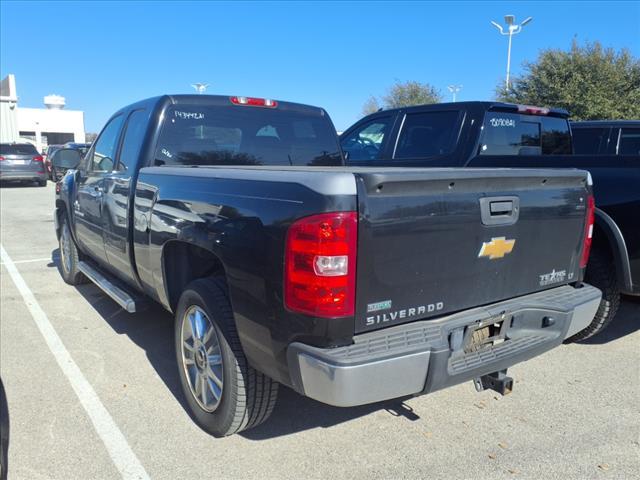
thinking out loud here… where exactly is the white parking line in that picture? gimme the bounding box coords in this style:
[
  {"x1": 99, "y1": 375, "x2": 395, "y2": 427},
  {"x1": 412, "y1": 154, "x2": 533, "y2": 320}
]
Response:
[
  {"x1": 0, "y1": 257, "x2": 54, "y2": 265},
  {"x1": 0, "y1": 244, "x2": 150, "y2": 480}
]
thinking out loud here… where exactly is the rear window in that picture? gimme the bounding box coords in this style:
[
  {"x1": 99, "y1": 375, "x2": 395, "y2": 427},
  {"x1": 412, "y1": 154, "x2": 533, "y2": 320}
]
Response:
[
  {"x1": 154, "y1": 105, "x2": 342, "y2": 167},
  {"x1": 479, "y1": 112, "x2": 571, "y2": 156},
  {"x1": 0, "y1": 144, "x2": 38, "y2": 156},
  {"x1": 572, "y1": 127, "x2": 612, "y2": 154},
  {"x1": 393, "y1": 111, "x2": 460, "y2": 159}
]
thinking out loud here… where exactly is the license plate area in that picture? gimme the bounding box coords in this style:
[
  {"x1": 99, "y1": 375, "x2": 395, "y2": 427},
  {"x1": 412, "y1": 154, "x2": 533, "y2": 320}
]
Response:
[
  {"x1": 449, "y1": 313, "x2": 512, "y2": 356},
  {"x1": 463, "y1": 316, "x2": 511, "y2": 353},
  {"x1": 9, "y1": 160, "x2": 28, "y2": 165}
]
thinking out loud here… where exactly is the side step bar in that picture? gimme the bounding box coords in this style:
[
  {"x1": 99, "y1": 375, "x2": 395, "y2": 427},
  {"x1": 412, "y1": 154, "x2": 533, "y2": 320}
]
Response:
[{"x1": 78, "y1": 261, "x2": 138, "y2": 313}]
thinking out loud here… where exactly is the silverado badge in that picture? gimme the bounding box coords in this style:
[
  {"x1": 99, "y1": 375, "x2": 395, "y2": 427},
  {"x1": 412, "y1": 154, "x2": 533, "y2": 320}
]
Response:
[{"x1": 478, "y1": 237, "x2": 516, "y2": 259}]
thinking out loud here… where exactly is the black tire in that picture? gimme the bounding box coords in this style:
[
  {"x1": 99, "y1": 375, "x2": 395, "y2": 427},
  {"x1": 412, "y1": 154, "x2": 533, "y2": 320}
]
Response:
[
  {"x1": 175, "y1": 277, "x2": 278, "y2": 437},
  {"x1": 58, "y1": 215, "x2": 87, "y2": 285},
  {"x1": 566, "y1": 247, "x2": 621, "y2": 342},
  {"x1": 37, "y1": 179, "x2": 47, "y2": 187},
  {"x1": 0, "y1": 379, "x2": 8, "y2": 480}
]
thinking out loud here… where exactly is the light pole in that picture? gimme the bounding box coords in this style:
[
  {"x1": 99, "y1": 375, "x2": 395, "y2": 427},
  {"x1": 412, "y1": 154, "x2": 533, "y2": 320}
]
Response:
[
  {"x1": 447, "y1": 84, "x2": 462, "y2": 102},
  {"x1": 491, "y1": 15, "x2": 532, "y2": 89},
  {"x1": 191, "y1": 83, "x2": 209, "y2": 94}
]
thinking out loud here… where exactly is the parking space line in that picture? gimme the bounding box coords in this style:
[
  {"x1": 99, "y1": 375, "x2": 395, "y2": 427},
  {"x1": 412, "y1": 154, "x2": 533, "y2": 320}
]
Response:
[
  {"x1": 0, "y1": 257, "x2": 54, "y2": 265},
  {"x1": 0, "y1": 244, "x2": 150, "y2": 480}
]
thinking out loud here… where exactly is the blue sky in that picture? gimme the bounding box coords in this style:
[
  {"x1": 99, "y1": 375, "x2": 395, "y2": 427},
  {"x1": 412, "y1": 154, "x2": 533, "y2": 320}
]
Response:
[{"x1": 1, "y1": 1, "x2": 638, "y2": 132}]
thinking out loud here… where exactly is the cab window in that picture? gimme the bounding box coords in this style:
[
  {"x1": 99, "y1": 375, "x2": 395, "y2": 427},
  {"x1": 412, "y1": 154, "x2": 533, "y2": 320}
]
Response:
[
  {"x1": 341, "y1": 118, "x2": 391, "y2": 161},
  {"x1": 90, "y1": 115, "x2": 124, "y2": 172}
]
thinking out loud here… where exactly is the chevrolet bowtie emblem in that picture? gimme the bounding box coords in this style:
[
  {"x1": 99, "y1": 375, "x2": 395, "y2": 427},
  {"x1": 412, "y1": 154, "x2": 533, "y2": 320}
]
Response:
[{"x1": 478, "y1": 237, "x2": 516, "y2": 259}]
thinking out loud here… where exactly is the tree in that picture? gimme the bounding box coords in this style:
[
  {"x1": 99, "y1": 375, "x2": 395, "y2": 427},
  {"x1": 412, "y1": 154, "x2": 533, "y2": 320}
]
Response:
[
  {"x1": 362, "y1": 81, "x2": 443, "y2": 116},
  {"x1": 497, "y1": 40, "x2": 640, "y2": 120}
]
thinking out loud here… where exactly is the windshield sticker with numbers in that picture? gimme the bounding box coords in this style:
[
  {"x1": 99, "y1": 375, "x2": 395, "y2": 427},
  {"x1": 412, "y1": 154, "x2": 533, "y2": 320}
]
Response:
[{"x1": 489, "y1": 118, "x2": 516, "y2": 128}]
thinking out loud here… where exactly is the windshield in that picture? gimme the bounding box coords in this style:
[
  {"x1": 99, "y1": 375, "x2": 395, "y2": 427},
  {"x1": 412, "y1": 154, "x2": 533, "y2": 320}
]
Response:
[{"x1": 155, "y1": 105, "x2": 342, "y2": 167}]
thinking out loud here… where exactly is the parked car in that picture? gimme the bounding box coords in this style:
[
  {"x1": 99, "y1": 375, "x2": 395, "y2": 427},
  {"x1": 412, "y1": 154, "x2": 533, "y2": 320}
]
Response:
[
  {"x1": 43, "y1": 144, "x2": 64, "y2": 180},
  {"x1": 341, "y1": 102, "x2": 639, "y2": 341},
  {"x1": 55, "y1": 95, "x2": 600, "y2": 437},
  {"x1": 0, "y1": 143, "x2": 47, "y2": 186}
]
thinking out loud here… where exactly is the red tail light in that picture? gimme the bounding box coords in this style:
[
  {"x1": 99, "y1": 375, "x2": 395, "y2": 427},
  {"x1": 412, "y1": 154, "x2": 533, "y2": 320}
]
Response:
[
  {"x1": 230, "y1": 96, "x2": 277, "y2": 108},
  {"x1": 0, "y1": 156, "x2": 4, "y2": 161},
  {"x1": 33, "y1": 155, "x2": 44, "y2": 162},
  {"x1": 285, "y1": 212, "x2": 357, "y2": 317},
  {"x1": 580, "y1": 195, "x2": 595, "y2": 268}
]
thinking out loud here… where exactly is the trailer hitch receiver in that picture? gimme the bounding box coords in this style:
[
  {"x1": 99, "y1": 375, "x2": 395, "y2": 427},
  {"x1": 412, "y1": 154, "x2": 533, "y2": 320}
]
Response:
[{"x1": 473, "y1": 369, "x2": 513, "y2": 396}]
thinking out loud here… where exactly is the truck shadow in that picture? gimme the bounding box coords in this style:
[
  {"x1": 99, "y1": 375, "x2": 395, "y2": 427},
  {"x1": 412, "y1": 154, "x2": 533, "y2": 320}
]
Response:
[{"x1": 48, "y1": 249, "x2": 421, "y2": 439}]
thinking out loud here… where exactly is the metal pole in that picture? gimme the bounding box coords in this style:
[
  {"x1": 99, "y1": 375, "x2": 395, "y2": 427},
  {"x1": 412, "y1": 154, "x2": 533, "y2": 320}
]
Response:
[{"x1": 506, "y1": 30, "x2": 513, "y2": 89}]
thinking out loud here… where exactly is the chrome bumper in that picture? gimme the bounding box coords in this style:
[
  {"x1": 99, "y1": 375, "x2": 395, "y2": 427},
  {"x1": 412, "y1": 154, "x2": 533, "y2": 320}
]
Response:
[{"x1": 287, "y1": 284, "x2": 601, "y2": 407}]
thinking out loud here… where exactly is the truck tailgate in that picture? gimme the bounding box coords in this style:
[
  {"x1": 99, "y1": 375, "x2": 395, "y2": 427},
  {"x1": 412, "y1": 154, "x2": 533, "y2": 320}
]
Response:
[{"x1": 354, "y1": 168, "x2": 590, "y2": 333}]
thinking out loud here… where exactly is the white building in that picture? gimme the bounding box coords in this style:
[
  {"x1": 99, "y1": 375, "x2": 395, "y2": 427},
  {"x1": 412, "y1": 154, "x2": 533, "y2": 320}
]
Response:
[{"x1": 0, "y1": 74, "x2": 85, "y2": 152}]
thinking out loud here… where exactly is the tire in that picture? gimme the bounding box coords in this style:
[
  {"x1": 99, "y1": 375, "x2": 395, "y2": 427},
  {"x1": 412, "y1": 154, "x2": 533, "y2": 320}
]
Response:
[
  {"x1": 175, "y1": 277, "x2": 278, "y2": 437},
  {"x1": 58, "y1": 215, "x2": 87, "y2": 285},
  {"x1": 37, "y1": 179, "x2": 47, "y2": 187},
  {"x1": 566, "y1": 246, "x2": 621, "y2": 342}
]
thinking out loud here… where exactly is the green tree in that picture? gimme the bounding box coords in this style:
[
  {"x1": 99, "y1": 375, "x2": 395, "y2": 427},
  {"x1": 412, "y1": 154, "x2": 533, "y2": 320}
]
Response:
[
  {"x1": 362, "y1": 80, "x2": 443, "y2": 116},
  {"x1": 497, "y1": 40, "x2": 640, "y2": 120}
]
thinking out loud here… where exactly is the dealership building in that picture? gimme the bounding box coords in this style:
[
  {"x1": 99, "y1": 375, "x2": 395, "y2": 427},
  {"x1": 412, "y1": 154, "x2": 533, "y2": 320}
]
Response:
[{"x1": 0, "y1": 74, "x2": 85, "y2": 152}]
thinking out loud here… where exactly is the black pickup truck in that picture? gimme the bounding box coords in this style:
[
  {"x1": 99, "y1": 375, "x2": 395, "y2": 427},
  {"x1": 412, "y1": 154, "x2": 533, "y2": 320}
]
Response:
[
  {"x1": 342, "y1": 102, "x2": 638, "y2": 341},
  {"x1": 54, "y1": 95, "x2": 600, "y2": 437}
]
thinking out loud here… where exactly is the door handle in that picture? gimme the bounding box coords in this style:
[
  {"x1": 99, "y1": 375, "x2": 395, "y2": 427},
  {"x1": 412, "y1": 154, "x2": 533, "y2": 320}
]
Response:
[{"x1": 479, "y1": 196, "x2": 519, "y2": 226}]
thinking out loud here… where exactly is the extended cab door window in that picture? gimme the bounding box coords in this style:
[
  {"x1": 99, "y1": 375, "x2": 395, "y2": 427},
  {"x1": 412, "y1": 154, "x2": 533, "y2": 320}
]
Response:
[
  {"x1": 618, "y1": 128, "x2": 640, "y2": 155},
  {"x1": 393, "y1": 111, "x2": 461, "y2": 160},
  {"x1": 341, "y1": 117, "x2": 391, "y2": 161},
  {"x1": 572, "y1": 127, "x2": 613, "y2": 154},
  {"x1": 116, "y1": 109, "x2": 148, "y2": 172}
]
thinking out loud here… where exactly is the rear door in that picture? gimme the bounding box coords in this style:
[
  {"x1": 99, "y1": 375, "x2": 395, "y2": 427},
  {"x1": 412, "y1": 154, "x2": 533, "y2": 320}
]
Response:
[
  {"x1": 353, "y1": 168, "x2": 589, "y2": 333},
  {"x1": 74, "y1": 114, "x2": 125, "y2": 265}
]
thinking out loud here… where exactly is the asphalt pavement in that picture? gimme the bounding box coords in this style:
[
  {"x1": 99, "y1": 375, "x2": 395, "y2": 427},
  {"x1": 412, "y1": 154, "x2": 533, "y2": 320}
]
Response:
[{"x1": 1, "y1": 182, "x2": 639, "y2": 480}]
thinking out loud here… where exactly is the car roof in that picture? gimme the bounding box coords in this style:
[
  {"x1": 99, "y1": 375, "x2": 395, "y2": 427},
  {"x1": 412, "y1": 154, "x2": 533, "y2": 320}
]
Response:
[
  {"x1": 356, "y1": 101, "x2": 569, "y2": 120},
  {"x1": 571, "y1": 120, "x2": 640, "y2": 127}
]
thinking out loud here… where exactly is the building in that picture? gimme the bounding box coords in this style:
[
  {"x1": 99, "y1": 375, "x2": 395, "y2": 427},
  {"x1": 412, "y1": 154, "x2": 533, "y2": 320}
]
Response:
[{"x1": 0, "y1": 74, "x2": 85, "y2": 152}]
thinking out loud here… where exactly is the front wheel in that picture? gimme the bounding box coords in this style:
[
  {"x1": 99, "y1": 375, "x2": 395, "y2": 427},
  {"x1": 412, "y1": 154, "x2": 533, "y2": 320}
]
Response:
[
  {"x1": 175, "y1": 277, "x2": 278, "y2": 437},
  {"x1": 58, "y1": 215, "x2": 86, "y2": 285}
]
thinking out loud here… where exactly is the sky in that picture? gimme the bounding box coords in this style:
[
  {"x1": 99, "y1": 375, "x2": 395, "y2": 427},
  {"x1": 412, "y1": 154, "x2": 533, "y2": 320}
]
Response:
[{"x1": 1, "y1": 1, "x2": 639, "y2": 132}]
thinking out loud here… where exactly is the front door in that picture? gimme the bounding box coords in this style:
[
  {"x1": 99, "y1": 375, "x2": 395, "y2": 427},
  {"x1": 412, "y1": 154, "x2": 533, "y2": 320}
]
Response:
[{"x1": 74, "y1": 114, "x2": 125, "y2": 266}]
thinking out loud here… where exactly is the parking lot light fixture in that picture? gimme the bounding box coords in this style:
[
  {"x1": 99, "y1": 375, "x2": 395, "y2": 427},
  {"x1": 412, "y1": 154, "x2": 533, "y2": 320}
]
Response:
[
  {"x1": 447, "y1": 85, "x2": 463, "y2": 102},
  {"x1": 491, "y1": 15, "x2": 533, "y2": 89}
]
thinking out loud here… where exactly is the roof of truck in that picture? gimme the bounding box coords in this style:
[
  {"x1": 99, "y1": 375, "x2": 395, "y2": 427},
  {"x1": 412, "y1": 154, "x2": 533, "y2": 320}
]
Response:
[
  {"x1": 361, "y1": 101, "x2": 569, "y2": 119},
  {"x1": 571, "y1": 120, "x2": 640, "y2": 127}
]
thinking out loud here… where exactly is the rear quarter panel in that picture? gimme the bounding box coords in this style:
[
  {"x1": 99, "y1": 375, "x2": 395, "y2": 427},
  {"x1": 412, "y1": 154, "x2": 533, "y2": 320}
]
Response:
[{"x1": 132, "y1": 167, "x2": 357, "y2": 384}]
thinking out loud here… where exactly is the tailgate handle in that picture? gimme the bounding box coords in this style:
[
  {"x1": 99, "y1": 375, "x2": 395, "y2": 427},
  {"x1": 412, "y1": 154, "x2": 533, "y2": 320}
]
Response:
[{"x1": 480, "y1": 196, "x2": 519, "y2": 226}]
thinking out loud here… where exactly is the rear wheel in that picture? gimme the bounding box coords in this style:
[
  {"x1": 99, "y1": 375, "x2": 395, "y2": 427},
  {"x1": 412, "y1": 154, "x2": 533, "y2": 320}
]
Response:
[
  {"x1": 37, "y1": 179, "x2": 47, "y2": 187},
  {"x1": 58, "y1": 215, "x2": 86, "y2": 285},
  {"x1": 566, "y1": 246, "x2": 621, "y2": 342},
  {"x1": 175, "y1": 277, "x2": 278, "y2": 437}
]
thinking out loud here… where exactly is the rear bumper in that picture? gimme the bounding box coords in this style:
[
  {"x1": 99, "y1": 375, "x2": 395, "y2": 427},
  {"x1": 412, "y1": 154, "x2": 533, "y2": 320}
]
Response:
[
  {"x1": 287, "y1": 284, "x2": 601, "y2": 407},
  {"x1": 0, "y1": 170, "x2": 47, "y2": 181}
]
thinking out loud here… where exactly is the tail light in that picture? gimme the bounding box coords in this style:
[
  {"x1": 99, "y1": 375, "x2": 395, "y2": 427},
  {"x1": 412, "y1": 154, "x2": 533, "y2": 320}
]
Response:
[
  {"x1": 580, "y1": 194, "x2": 595, "y2": 268},
  {"x1": 33, "y1": 155, "x2": 44, "y2": 162},
  {"x1": 230, "y1": 96, "x2": 277, "y2": 108},
  {"x1": 0, "y1": 156, "x2": 4, "y2": 161},
  {"x1": 285, "y1": 212, "x2": 357, "y2": 317}
]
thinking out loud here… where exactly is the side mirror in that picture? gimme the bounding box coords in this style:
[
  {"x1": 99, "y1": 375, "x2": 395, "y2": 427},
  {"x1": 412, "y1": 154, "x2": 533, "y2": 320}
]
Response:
[{"x1": 51, "y1": 149, "x2": 82, "y2": 181}]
